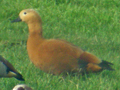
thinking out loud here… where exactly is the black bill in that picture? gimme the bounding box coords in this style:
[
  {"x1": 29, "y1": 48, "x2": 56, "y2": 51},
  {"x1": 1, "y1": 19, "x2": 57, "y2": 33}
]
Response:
[{"x1": 11, "y1": 17, "x2": 22, "y2": 23}]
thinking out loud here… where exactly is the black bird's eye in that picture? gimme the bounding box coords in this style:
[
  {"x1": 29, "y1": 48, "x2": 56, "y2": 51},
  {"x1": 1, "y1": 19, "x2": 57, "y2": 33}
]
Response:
[{"x1": 23, "y1": 12, "x2": 27, "y2": 15}]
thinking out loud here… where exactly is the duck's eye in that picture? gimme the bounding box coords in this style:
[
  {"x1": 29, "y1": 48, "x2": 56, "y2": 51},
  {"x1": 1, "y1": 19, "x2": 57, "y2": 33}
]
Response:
[{"x1": 23, "y1": 12, "x2": 27, "y2": 15}]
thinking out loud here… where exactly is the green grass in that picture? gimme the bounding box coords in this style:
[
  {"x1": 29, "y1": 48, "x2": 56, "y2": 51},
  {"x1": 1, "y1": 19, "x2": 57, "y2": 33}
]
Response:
[{"x1": 0, "y1": 0, "x2": 120, "y2": 90}]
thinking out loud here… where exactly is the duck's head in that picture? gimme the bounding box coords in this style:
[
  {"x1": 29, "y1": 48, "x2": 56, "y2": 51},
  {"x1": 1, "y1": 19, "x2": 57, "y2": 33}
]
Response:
[
  {"x1": 12, "y1": 9, "x2": 41, "y2": 24},
  {"x1": 12, "y1": 84, "x2": 33, "y2": 90}
]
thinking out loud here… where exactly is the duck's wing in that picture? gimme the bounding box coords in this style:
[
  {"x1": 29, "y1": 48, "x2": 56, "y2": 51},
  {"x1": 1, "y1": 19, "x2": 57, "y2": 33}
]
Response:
[{"x1": 0, "y1": 55, "x2": 17, "y2": 73}]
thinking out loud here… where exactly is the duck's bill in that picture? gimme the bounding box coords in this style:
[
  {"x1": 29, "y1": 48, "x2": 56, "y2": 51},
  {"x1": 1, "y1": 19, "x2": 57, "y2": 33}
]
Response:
[{"x1": 11, "y1": 17, "x2": 22, "y2": 23}]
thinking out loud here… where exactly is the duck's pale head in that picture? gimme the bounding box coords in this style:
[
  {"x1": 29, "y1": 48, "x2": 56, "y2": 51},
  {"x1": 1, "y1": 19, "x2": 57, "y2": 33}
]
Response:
[{"x1": 12, "y1": 9, "x2": 41, "y2": 24}]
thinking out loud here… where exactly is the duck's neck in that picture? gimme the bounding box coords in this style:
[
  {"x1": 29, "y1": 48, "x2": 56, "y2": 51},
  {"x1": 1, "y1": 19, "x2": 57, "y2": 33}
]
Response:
[
  {"x1": 28, "y1": 22, "x2": 43, "y2": 38},
  {"x1": 27, "y1": 22, "x2": 45, "y2": 54}
]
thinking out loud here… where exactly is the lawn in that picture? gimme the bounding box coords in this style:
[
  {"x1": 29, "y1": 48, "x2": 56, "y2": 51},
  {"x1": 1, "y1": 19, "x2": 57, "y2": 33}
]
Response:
[{"x1": 0, "y1": 0, "x2": 120, "y2": 90}]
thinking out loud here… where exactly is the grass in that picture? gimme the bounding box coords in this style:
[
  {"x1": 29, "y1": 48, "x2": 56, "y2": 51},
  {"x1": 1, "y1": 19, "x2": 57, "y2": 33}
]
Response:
[{"x1": 0, "y1": 0, "x2": 120, "y2": 90}]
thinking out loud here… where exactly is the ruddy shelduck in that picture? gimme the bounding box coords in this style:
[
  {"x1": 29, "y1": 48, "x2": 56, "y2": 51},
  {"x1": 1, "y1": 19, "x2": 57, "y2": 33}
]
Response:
[
  {"x1": 12, "y1": 9, "x2": 114, "y2": 75},
  {"x1": 13, "y1": 84, "x2": 33, "y2": 90},
  {"x1": 0, "y1": 55, "x2": 24, "y2": 80}
]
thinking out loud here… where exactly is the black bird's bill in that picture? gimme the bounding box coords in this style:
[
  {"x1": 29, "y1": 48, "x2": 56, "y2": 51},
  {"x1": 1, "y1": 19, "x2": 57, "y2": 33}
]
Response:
[{"x1": 11, "y1": 17, "x2": 22, "y2": 23}]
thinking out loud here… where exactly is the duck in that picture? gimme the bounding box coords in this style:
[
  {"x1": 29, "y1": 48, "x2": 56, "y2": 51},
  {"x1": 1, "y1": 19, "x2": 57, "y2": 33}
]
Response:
[
  {"x1": 11, "y1": 9, "x2": 114, "y2": 75},
  {"x1": 12, "y1": 84, "x2": 32, "y2": 90},
  {"x1": 0, "y1": 55, "x2": 24, "y2": 81}
]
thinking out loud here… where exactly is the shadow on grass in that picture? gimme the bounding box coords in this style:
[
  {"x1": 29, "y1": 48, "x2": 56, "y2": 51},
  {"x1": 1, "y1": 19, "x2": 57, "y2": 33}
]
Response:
[
  {"x1": 0, "y1": 40, "x2": 26, "y2": 48},
  {"x1": 57, "y1": 69, "x2": 115, "y2": 82}
]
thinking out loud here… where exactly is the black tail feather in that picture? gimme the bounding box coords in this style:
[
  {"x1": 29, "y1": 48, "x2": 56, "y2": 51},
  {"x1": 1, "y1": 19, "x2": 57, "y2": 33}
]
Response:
[
  {"x1": 15, "y1": 73, "x2": 25, "y2": 81},
  {"x1": 99, "y1": 60, "x2": 114, "y2": 71}
]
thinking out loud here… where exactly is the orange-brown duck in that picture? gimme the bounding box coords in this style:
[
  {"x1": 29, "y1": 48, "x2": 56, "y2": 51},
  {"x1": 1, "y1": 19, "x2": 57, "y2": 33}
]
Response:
[{"x1": 12, "y1": 9, "x2": 114, "y2": 75}]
